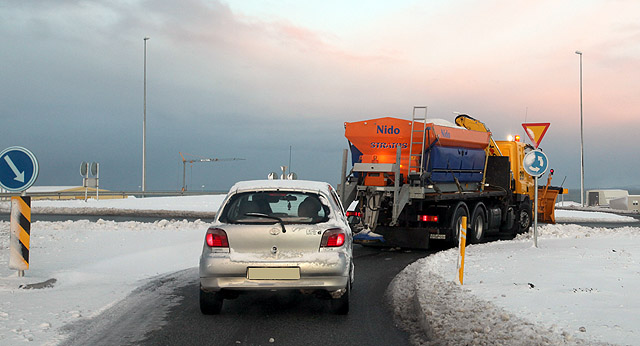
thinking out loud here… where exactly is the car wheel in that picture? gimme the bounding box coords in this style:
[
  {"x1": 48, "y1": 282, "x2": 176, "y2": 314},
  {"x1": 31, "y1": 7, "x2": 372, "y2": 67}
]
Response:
[
  {"x1": 331, "y1": 281, "x2": 350, "y2": 315},
  {"x1": 200, "y1": 285, "x2": 223, "y2": 315}
]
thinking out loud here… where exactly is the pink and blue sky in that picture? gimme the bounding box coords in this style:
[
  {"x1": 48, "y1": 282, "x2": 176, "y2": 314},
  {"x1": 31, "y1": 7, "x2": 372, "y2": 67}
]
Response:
[{"x1": 1, "y1": 0, "x2": 639, "y2": 193}]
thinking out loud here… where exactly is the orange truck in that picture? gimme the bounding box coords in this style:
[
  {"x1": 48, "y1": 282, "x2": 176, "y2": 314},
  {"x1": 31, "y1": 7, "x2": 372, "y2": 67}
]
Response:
[{"x1": 338, "y1": 108, "x2": 542, "y2": 248}]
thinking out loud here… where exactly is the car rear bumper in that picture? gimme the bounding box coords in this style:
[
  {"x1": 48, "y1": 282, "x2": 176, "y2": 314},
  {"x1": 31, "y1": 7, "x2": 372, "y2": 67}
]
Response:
[
  {"x1": 200, "y1": 276, "x2": 349, "y2": 292},
  {"x1": 199, "y1": 252, "x2": 350, "y2": 292}
]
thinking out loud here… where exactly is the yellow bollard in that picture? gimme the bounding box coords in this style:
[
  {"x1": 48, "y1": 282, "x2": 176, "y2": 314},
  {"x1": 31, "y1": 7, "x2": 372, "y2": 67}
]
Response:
[{"x1": 457, "y1": 216, "x2": 467, "y2": 285}]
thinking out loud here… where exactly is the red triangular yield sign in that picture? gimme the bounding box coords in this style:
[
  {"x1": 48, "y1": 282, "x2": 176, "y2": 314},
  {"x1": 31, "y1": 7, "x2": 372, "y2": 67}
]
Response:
[{"x1": 522, "y1": 123, "x2": 550, "y2": 148}]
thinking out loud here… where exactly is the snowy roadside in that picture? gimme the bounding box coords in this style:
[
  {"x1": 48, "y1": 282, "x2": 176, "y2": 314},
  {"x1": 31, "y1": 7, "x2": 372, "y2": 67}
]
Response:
[
  {"x1": 556, "y1": 201, "x2": 640, "y2": 216},
  {"x1": 390, "y1": 224, "x2": 639, "y2": 345},
  {"x1": 555, "y1": 209, "x2": 638, "y2": 223},
  {"x1": 0, "y1": 219, "x2": 207, "y2": 344}
]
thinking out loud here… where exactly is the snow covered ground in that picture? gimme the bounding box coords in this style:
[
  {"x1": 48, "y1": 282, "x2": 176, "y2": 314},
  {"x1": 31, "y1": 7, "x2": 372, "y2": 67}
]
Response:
[
  {"x1": 390, "y1": 224, "x2": 639, "y2": 345},
  {"x1": 28, "y1": 195, "x2": 227, "y2": 213},
  {"x1": 555, "y1": 209, "x2": 638, "y2": 223},
  {"x1": 0, "y1": 195, "x2": 227, "y2": 217},
  {"x1": 0, "y1": 218, "x2": 207, "y2": 344},
  {"x1": 0, "y1": 195, "x2": 638, "y2": 345}
]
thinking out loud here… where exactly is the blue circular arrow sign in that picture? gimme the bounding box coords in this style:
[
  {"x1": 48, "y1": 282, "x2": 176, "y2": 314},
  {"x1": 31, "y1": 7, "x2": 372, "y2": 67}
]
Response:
[
  {"x1": 0, "y1": 146, "x2": 39, "y2": 192},
  {"x1": 523, "y1": 150, "x2": 549, "y2": 177}
]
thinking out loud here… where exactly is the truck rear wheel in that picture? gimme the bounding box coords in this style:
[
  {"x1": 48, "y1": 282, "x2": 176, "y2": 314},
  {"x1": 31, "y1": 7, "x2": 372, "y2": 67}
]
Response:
[
  {"x1": 517, "y1": 203, "x2": 532, "y2": 234},
  {"x1": 449, "y1": 202, "x2": 469, "y2": 246},
  {"x1": 469, "y1": 203, "x2": 487, "y2": 243}
]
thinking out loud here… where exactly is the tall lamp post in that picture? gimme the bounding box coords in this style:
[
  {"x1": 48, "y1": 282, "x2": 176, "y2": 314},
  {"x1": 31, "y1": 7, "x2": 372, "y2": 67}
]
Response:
[
  {"x1": 575, "y1": 50, "x2": 584, "y2": 206},
  {"x1": 143, "y1": 37, "x2": 149, "y2": 194}
]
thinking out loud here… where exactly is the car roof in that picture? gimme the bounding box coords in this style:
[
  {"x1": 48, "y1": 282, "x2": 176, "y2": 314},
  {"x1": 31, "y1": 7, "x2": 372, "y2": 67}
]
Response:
[{"x1": 229, "y1": 180, "x2": 333, "y2": 194}]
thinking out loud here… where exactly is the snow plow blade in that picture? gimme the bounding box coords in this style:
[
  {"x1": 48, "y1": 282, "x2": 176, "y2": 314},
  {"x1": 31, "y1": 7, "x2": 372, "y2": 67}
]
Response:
[
  {"x1": 538, "y1": 186, "x2": 564, "y2": 224},
  {"x1": 353, "y1": 231, "x2": 386, "y2": 246}
]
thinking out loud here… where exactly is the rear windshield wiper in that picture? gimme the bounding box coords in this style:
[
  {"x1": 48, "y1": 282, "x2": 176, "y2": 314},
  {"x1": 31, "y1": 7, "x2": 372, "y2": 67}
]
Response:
[{"x1": 244, "y1": 213, "x2": 287, "y2": 233}]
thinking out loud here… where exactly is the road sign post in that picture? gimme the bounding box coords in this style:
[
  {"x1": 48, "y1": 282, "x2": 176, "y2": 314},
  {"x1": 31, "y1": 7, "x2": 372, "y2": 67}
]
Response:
[
  {"x1": 533, "y1": 176, "x2": 539, "y2": 247},
  {"x1": 9, "y1": 196, "x2": 31, "y2": 276},
  {"x1": 1, "y1": 146, "x2": 39, "y2": 277},
  {"x1": 91, "y1": 162, "x2": 99, "y2": 201},
  {"x1": 80, "y1": 161, "x2": 100, "y2": 201},
  {"x1": 523, "y1": 150, "x2": 549, "y2": 248},
  {"x1": 80, "y1": 162, "x2": 89, "y2": 201}
]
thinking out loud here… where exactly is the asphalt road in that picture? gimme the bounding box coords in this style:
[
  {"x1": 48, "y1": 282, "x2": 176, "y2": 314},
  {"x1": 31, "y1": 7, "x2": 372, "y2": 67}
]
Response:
[
  {"x1": 60, "y1": 244, "x2": 432, "y2": 346},
  {"x1": 140, "y1": 245, "x2": 432, "y2": 346}
]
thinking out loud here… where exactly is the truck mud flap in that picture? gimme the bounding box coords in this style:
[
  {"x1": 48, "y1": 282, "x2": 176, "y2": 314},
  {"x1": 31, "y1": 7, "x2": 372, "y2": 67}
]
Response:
[{"x1": 375, "y1": 226, "x2": 431, "y2": 249}]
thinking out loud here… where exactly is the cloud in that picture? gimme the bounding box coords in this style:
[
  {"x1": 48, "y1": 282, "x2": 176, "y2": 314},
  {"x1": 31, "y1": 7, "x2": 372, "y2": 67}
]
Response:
[{"x1": 1, "y1": 0, "x2": 639, "y2": 190}]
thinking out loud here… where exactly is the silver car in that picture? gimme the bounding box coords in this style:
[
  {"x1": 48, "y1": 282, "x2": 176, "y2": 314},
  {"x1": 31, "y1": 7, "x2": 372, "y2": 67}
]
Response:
[{"x1": 199, "y1": 180, "x2": 354, "y2": 315}]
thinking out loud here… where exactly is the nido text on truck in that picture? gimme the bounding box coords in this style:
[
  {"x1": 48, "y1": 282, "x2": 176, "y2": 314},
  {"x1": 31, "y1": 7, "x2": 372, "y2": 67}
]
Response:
[{"x1": 338, "y1": 108, "x2": 560, "y2": 249}]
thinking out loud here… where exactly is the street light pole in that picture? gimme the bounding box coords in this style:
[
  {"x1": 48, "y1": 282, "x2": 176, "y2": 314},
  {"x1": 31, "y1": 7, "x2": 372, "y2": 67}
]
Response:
[
  {"x1": 575, "y1": 50, "x2": 584, "y2": 207},
  {"x1": 143, "y1": 37, "x2": 149, "y2": 194}
]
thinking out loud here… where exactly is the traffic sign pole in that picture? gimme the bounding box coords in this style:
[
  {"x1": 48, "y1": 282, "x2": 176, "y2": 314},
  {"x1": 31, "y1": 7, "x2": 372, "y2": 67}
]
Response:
[
  {"x1": 10, "y1": 195, "x2": 31, "y2": 277},
  {"x1": 1, "y1": 146, "x2": 39, "y2": 276},
  {"x1": 534, "y1": 177, "x2": 538, "y2": 248},
  {"x1": 523, "y1": 149, "x2": 549, "y2": 249}
]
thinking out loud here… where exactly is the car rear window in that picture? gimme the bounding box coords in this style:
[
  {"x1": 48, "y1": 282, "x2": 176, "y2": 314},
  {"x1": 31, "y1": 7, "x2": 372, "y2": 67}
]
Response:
[{"x1": 219, "y1": 191, "x2": 330, "y2": 224}]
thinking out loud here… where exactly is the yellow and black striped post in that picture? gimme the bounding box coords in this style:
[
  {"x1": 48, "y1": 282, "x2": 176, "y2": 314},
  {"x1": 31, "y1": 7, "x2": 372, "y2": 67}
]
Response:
[
  {"x1": 9, "y1": 196, "x2": 31, "y2": 275},
  {"x1": 457, "y1": 216, "x2": 467, "y2": 285}
]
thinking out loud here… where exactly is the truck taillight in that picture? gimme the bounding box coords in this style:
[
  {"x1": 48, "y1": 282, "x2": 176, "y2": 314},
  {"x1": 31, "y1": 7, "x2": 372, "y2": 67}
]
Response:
[
  {"x1": 206, "y1": 228, "x2": 229, "y2": 247},
  {"x1": 346, "y1": 211, "x2": 362, "y2": 217},
  {"x1": 418, "y1": 215, "x2": 439, "y2": 222},
  {"x1": 320, "y1": 228, "x2": 346, "y2": 247}
]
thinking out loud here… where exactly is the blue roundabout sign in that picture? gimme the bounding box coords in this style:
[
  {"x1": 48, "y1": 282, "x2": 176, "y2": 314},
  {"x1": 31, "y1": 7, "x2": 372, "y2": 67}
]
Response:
[
  {"x1": 0, "y1": 146, "x2": 39, "y2": 192},
  {"x1": 523, "y1": 150, "x2": 549, "y2": 177}
]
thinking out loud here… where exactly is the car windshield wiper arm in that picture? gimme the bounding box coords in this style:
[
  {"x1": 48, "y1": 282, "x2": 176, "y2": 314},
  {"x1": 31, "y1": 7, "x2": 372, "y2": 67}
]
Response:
[{"x1": 244, "y1": 212, "x2": 287, "y2": 233}]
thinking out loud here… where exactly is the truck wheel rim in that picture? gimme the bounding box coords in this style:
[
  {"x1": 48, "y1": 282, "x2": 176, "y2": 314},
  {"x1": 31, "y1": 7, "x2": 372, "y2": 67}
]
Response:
[{"x1": 475, "y1": 215, "x2": 484, "y2": 239}]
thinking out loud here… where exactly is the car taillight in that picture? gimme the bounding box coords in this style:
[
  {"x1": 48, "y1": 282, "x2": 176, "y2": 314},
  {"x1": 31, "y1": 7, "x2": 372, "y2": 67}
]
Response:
[
  {"x1": 418, "y1": 215, "x2": 439, "y2": 222},
  {"x1": 206, "y1": 228, "x2": 229, "y2": 247},
  {"x1": 346, "y1": 211, "x2": 362, "y2": 217},
  {"x1": 320, "y1": 228, "x2": 346, "y2": 248}
]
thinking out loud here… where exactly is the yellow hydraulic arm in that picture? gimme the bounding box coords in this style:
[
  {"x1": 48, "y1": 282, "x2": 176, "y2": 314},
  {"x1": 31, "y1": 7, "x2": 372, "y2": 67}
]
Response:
[{"x1": 455, "y1": 114, "x2": 503, "y2": 156}]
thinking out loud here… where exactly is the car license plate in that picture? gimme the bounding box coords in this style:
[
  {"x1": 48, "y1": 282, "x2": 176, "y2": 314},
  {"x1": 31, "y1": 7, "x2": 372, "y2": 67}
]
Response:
[{"x1": 247, "y1": 267, "x2": 300, "y2": 280}]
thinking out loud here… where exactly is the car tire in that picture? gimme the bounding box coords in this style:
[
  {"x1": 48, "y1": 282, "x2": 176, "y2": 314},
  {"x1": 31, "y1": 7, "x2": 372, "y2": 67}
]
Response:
[
  {"x1": 200, "y1": 285, "x2": 223, "y2": 315},
  {"x1": 331, "y1": 281, "x2": 350, "y2": 315}
]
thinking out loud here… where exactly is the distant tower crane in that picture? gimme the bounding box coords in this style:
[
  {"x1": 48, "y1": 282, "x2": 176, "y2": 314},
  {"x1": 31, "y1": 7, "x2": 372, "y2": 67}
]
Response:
[{"x1": 179, "y1": 152, "x2": 244, "y2": 191}]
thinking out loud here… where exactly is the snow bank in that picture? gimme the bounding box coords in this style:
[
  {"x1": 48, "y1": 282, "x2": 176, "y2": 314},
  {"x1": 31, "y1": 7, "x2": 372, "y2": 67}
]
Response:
[
  {"x1": 0, "y1": 195, "x2": 227, "y2": 215},
  {"x1": 391, "y1": 225, "x2": 639, "y2": 345},
  {"x1": 555, "y1": 209, "x2": 638, "y2": 223}
]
